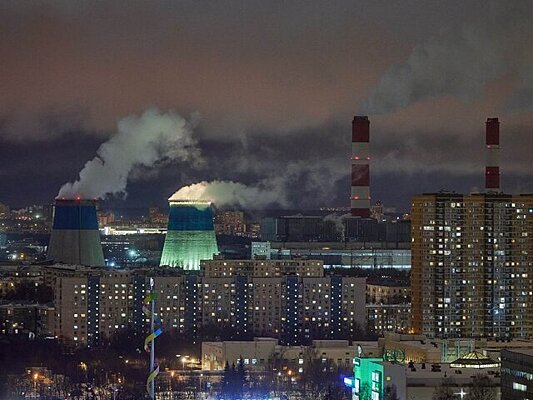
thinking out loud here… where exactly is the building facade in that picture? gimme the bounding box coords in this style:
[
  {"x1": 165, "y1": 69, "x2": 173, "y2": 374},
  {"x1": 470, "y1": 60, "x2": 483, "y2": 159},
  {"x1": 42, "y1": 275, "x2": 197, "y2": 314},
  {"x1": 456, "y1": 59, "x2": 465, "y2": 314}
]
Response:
[
  {"x1": 411, "y1": 193, "x2": 533, "y2": 339},
  {"x1": 352, "y1": 357, "x2": 407, "y2": 400},
  {"x1": 501, "y1": 349, "x2": 533, "y2": 400},
  {"x1": 45, "y1": 260, "x2": 366, "y2": 347},
  {"x1": 202, "y1": 337, "x2": 378, "y2": 373}
]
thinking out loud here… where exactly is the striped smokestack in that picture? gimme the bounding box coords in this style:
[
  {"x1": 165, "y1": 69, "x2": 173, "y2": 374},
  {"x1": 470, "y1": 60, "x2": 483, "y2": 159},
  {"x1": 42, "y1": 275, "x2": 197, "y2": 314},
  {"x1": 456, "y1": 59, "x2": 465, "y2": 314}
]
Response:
[
  {"x1": 47, "y1": 199, "x2": 105, "y2": 266},
  {"x1": 351, "y1": 116, "x2": 371, "y2": 217},
  {"x1": 485, "y1": 117, "x2": 500, "y2": 192}
]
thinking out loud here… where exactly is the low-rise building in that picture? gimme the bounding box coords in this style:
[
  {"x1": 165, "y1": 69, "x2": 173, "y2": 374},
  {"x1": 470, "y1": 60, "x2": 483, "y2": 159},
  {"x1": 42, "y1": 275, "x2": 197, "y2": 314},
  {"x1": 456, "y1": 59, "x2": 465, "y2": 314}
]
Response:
[
  {"x1": 501, "y1": 348, "x2": 533, "y2": 400},
  {"x1": 352, "y1": 357, "x2": 407, "y2": 400},
  {"x1": 202, "y1": 337, "x2": 381, "y2": 373}
]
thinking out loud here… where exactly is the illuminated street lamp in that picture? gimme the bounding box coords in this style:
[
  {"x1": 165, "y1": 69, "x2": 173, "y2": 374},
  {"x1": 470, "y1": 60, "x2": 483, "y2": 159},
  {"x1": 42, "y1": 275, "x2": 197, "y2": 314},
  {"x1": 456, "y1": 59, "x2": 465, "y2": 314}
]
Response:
[{"x1": 181, "y1": 356, "x2": 189, "y2": 370}]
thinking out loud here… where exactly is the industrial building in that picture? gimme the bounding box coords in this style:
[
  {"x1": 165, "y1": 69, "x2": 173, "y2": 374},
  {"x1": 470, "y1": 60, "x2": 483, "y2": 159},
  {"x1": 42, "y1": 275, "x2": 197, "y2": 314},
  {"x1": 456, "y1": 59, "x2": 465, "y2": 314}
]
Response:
[
  {"x1": 47, "y1": 199, "x2": 105, "y2": 266},
  {"x1": 263, "y1": 242, "x2": 411, "y2": 270},
  {"x1": 262, "y1": 215, "x2": 410, "y2": 244},
  {"x1": 159, "y1": 200, "x2": 218, "y2": 270}
]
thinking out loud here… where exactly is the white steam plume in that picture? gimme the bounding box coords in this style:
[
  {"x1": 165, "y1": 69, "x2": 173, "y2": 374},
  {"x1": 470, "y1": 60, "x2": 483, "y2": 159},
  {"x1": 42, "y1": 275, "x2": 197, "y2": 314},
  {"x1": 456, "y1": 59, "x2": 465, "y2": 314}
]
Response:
[
  {"x1": 360, "y1": 1, "x2": 533, "y2": 114},
  {"x1": 323, "y1": 213, "x2": 349, "y2": 242},
  {"x1": 58, "y1": 109, "x2": 201, "y2": 199},
  {"x1": 170, "y1": 180, "x2": 290, "y2": 208}
]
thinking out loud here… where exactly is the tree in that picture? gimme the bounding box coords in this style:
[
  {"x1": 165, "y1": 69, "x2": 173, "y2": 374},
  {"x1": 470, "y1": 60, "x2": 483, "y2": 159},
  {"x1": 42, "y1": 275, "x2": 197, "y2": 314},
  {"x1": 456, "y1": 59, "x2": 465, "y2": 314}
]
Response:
[
  {"x1": 236, "y1": 358, "x2": 246, "y2": 399},
  {"x1": 2, "y1": 280, "x2": 53, "y2": 303},
  {"x1": 220, "y1": 361, "x2": 236, "y2": 400},
  {"x1": 359, "y1": 382, "x2": 372, "y2": 400},
  {"x1": 384, "y1": 384, "x2": 400, "y2": 400},
  {"x1": 432, "y1": 378, "x2": 458, "y2": 400},
  {"x1": 464, "y1": 374, "x2": 496, "y2": 400}
]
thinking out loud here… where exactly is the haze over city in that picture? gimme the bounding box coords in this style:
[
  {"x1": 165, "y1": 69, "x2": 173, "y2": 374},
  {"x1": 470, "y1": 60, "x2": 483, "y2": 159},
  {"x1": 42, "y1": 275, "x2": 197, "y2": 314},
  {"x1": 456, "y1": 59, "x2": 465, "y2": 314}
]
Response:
[
  {"x1": 1, "y1": 2, "x2": 533, "y2": 400},
  {"x1": 1, "y1": 1, "x2": 532, "y2": 210}
]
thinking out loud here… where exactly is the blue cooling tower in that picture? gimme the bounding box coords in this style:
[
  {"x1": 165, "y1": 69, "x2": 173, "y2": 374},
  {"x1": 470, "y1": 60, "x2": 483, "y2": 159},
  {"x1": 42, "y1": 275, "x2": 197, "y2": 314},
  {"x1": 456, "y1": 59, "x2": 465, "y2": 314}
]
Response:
[
  {"x1": 47, "y1": 199, "x2": 105, "y2": 266},
  {"x1": 159, "y1": 200, "x2": 218, "y2": 270}
]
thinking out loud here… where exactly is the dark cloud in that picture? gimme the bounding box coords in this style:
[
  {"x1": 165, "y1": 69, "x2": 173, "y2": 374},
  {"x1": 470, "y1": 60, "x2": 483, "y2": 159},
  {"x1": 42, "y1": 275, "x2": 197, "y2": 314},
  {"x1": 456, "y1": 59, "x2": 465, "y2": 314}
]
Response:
[{"x1": 0, "y1": 0, "x2": 532, "y2": 210}]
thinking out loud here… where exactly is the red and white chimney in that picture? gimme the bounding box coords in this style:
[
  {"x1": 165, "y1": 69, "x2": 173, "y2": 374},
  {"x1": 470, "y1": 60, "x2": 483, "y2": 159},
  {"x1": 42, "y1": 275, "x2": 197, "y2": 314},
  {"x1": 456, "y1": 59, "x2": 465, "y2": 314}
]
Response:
[
  {"x1": 485, "y1": 117, "x2": 500, "y2": 192},
  {"x1": 351, "y1": 116, "x2": 371, "y2": 217}
]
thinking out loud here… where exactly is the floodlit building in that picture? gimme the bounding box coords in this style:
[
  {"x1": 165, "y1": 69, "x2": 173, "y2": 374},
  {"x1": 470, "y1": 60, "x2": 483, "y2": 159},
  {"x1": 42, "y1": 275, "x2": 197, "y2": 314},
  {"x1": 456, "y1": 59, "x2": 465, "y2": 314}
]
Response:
[
  {"x1": 352, "y1": 357, "x2": 407, "y2": 400},
  {"x1": 160, "y1": 200, "x2": 218, "y2": 270}
]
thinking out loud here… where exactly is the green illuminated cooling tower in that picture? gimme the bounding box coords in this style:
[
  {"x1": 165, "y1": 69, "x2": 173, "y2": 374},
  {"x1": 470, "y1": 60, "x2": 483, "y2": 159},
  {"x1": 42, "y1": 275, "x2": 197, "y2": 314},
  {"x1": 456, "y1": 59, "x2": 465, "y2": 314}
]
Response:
[{"x1": 159, "y1": 200, "x2": 218, "y2": 270}]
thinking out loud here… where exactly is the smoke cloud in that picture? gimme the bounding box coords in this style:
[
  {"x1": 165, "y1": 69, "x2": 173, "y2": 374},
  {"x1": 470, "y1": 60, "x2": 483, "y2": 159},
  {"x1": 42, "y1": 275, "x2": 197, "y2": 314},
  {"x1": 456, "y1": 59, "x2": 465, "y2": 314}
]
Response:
[
  {"x1": 58, "y1": 109, "x2": 201, "y2": 199},
  {"x1": 323, "y1": 213, "x2": 349, "y2": 242},
  {"x1": 169, "y1": 180, "x2": 290, "y2": 209},
  {"x1": 360, "y1": 1, "x2": 533, "y2": 115}
]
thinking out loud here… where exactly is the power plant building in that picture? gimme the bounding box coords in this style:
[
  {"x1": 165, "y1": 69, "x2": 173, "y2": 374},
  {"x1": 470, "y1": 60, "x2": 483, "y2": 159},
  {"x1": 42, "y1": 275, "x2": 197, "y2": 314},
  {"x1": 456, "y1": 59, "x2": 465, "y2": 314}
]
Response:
[
  {"x1": 47, "y1": 199, "x2": 105, "y2": 267},
  {"x1": 159, "y1": 200, "x2": 218, "y2": 270}
]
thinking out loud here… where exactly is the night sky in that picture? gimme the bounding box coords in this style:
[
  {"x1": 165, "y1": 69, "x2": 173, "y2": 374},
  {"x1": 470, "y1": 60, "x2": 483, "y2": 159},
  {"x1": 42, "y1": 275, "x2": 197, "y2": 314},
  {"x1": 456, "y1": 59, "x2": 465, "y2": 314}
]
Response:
[{"x1": 1, "y1": 1, "x2": 532, "y2": 212}]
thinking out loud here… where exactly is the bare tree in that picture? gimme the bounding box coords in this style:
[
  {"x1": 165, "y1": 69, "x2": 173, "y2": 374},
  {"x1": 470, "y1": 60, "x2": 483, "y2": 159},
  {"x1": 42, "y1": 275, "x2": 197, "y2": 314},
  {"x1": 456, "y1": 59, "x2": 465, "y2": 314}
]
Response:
[
  {"x1": 384, "y1": 384, "x2": 400, "y2": 400},
  {"x1": 464, "y1": 374, "x2": 496, "y2": 400},
  {"x1": 432, "y1": 378, "x2": 458, "y2": 400}
]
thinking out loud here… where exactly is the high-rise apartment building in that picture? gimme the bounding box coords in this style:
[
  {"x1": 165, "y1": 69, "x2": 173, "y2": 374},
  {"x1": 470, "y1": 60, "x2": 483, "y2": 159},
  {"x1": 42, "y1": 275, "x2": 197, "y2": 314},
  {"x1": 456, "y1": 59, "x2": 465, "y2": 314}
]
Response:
[
  {"x1": 411, "y1": 192, "x2": 533, "y2": 339},
  {"x1": 46, "y1": 260, "x2": 366, "y2": 346}
]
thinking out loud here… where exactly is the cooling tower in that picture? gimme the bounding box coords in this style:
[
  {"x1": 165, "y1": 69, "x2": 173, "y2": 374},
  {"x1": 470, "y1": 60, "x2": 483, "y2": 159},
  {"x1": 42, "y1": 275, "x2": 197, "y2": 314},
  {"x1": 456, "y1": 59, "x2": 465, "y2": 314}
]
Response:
[
  {"x1": 47, "y1": 199, "x2": 105, "y2": 266},
  {"x1": 159, "y1": 200, "x2": 218, "y2": 270}
]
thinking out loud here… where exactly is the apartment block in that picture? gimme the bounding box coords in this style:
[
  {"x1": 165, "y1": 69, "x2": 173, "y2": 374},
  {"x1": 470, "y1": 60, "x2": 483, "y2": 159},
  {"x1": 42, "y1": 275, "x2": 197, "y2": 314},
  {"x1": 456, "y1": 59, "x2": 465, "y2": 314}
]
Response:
[
  {"x1": 411, "y1": 192, "x2": 533, "y2": 339},
  {"x1": 46, "y1": 260, "x2": 366, "y2": 347}
]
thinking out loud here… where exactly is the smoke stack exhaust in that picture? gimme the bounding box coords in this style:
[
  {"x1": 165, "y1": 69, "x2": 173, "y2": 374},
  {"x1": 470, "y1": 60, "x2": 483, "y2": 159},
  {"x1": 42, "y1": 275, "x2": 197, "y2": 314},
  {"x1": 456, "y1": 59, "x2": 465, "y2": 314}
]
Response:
[
  {"x1": 47, "y1": 199, "x2": 105, "y2": 266},
  {"x1": 351, "y1": 116, "x2": 371, "y2": 217},
  {"x1": 485, "y1": 117, "x2": 500, "y2": 192}
]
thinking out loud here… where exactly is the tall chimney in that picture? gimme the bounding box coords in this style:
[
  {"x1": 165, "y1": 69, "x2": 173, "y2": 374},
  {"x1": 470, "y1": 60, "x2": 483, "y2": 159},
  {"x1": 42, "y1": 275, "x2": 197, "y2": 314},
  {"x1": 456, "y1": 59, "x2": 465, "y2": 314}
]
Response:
[
  {"x1": 485, "y1": 117, "x2": 500, "y2": 192},
  {"x1": 351, "y1": 116, "x2": 371, "y2": 217},
  {"x1": 47, "y1": 199, "x2": 105, "y2": 266}
]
